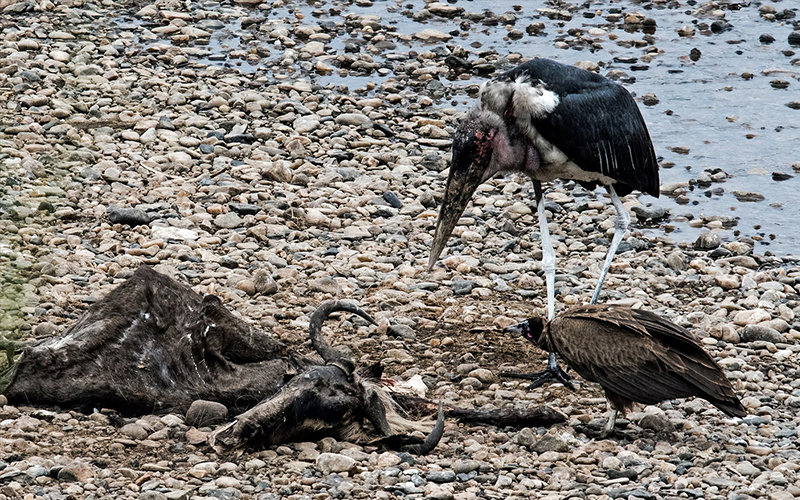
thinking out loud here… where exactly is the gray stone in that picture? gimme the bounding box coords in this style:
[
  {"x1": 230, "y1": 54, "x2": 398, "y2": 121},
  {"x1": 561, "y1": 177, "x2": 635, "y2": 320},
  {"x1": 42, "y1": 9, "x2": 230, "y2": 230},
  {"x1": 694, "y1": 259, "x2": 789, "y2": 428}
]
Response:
[
  {"x1": 388, "y1": 324, "x2": 416, "y2": 339},
  {"x1": 387, "y1": 349, "x2": 414, "y2": 363},
  {"x1": 452, "y1": 460, "x2": 480, "y2": 474},
  {"x1": 315, "y1": 453, "x2": 355, "y2": 474},
  {"x1": 140, "y1": 127, "x2": 157, "y2": 143},
  {"x1": 532, "y1": 434, "x2": 569, "y2": 453},
  {"x1": 109, "y1": 207, "x2": 151, "y2": 226},
  {"x1": 185, "y1": 400, "x2": 228, "y2": 427},
  {"x1": 769, "y1": 491, "x2": 795, "y2": 500},
  {"x1": 733, "y1": 191, "x2": 765, "y2": 202},
  {"x1": 293, "y1": 116, "x2": 320, "y2": 133},
  {"x1": 337, "y1": 167, "x2": 360, "y2": 181},
  {"x1": 25, "y1": 466, "x2": 48, "y2": 478},
  {"x1": 467, "y1": 368, "x2": 495, "y2": 384},
  {"x1": 229, "y1": 203, "x2": 261, "y2": 216},
  {"x1": 151, "y1": 226, "x2": 199, "y2": 241},
  {"x1": 206, "y1": 488, "x2": 241, "y2": 500},
  {"x1": 262, "y1": 162, "x2": 292, "y2": 183},
  {"x1": 427, "y1": 470, "x2": 456, "y2": 483},
  {"x1": 740, "y1": 324, "x2": 783, "y2": 343},
  {"x1": 702, "y1": 476, "x2": 740, "y2": 488},
  {"x1": 694, "y1": 232, "x2": 721, "y2": 250},
  {"x1": 33, "y1": 322, "x2": 56, "y2": 336},
  {"x1": 310, "y1": 277, "x2": 340, "y2": 294},
  {"x1": 57, "y1": 460, "x2": 93, "y2": 482},
  {"x1": 139, "y1": 492, "x2": 168, "y2": 500},
  {"x1": 334, "y1": 113, "x2": 370, "y2": 126},
  {"x1": 638, "y1": 413, "x2": 675, "y2": 432},
  {"x1": 452, "y1": 280, "x2": 475, "y2": 295},
  {"x1": 383, "y1": 191, "x2": 403, "y2": 208},
  {"x1": 214, "y1": 213, "x2": 243, "y2": 229},
  {"x1": 254, "y1": 269, "x2": 279, "y2": 295},
  {"x1": 515, "y1": 427, "x2": 535, "y2": 446},
  {"x1": 119, "y1": 423, "x2": 148, "y2": 440},
  {"x1": 631, "y1": 205, "x2": 667, "y2": 220},
  {"x1": 735, "y1": 461, "x2": 760, "y2": 476}
]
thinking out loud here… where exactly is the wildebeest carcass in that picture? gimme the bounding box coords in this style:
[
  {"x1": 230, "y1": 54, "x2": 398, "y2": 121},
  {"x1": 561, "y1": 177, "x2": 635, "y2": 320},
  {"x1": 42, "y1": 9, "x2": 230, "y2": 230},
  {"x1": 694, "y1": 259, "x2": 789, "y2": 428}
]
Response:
[{"x1": 0, "y1": 266, "x2": 565, "y2": 453}]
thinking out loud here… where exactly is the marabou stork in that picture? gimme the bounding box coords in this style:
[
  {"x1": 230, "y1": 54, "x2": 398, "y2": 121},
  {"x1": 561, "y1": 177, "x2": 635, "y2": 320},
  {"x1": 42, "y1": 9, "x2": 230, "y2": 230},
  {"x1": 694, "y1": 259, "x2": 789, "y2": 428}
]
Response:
[
  {"x1": 428, "y1": 58, "x2": 660, "y2": 387},
  {"x1": 508, "y1": 305, "x2": 746, "y2": 437}
]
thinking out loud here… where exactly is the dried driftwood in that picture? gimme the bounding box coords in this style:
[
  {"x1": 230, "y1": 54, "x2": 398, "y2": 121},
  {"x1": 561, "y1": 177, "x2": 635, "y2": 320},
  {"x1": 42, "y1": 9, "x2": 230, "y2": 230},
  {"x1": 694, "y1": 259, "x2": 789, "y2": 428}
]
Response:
[{"x1": 0, "y1": 266, "x2": 565, "y2": 453}]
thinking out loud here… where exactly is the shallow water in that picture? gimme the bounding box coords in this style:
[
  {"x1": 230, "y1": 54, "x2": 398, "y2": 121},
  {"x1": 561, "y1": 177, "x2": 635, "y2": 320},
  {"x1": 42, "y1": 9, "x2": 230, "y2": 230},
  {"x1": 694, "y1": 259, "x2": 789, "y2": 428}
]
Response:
[{"x1": 119, "y1": 0, "x2": 800, "y2": 256}]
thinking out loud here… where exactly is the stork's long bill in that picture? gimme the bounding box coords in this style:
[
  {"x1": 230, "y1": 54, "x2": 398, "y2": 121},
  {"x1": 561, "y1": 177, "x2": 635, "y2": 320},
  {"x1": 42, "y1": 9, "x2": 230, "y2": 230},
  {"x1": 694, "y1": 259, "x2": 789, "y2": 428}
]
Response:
[
  {"x1": 427, "y1": 169, "x2": 483, "y2": 270},
  {"x1": 428, "y1": 113, "x2": 503, "y2": 271}
]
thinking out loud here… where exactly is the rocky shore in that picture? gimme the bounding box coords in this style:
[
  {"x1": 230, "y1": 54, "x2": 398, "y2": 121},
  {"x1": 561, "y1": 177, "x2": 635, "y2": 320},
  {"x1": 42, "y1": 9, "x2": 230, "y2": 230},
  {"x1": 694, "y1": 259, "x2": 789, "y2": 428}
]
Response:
[{"x1": 2, "y1": 0, "x2": 800, "y2": 498}]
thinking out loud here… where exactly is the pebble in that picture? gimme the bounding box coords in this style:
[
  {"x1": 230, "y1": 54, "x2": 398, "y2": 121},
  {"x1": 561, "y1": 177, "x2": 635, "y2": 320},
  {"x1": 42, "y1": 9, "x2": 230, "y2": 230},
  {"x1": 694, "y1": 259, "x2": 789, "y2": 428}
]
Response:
[
  {"x1": 376, "y1": 452, "x2": 402, "y2": 468},
  {"x1": 428, "y1": 470, "x2": 456, "y2": 483},
  {"x1": 310, "y1": 277, "x2": 340, "y2": 294},
  {"x1": 334, "y1": 113, "x2": 370, "y2": 126},
  {"x1": 452, "y1": 280, "x2": 475, "y2": 295},
  {"x1": 694, "y1": 232, "x2": 721, "y2": 250},
  {"x1": 532, "y1": 433, "x2": 570, "y2": 453},
  {"x1": 733, "y1": 308, "x2": 771, "y2": 326},
  {"x1": 315, "y1": 453, "x2": 355, "y2": 474},
  {"x1": 452, "y1": 460, "x2": 480, "y2": 474},
  {"x1": 740, "y1": 324, "x2": 783, "y2": 343},
  {"x1": 119, "y1": 423, "x2": 149, "y2": 440},
  {"x1": 254, "y1": 270, "x2": 279, "y2": 295},
  {"x1": 631, "y1": 205, "x2": 666, "y2": 219},
  {"x1": 57, "y1": 460, "x2": 94, "y2": 482},
  {"x1": 185, "y1": 400, "x2": 228, "y2": 427},
  {"x1": 214, "y1": 213, "x2": 243, "y2": 229},
  {"x1": 108, "y1": 207, "x2": 151, "y2": 226}
]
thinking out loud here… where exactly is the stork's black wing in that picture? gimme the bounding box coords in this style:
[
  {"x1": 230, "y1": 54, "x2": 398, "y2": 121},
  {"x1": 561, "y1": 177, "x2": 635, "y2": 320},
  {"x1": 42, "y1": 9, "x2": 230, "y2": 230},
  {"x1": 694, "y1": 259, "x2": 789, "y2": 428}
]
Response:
[{"x1": 501, "y1": 59, "x2": 660, "y2": 197}]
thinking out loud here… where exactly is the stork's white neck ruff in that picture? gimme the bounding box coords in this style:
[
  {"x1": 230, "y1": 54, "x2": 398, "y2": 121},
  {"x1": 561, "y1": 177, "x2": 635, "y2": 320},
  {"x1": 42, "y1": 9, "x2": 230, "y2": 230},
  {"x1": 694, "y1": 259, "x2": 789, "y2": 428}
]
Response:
[
  {"x1": 477, "y1": 77, "x2": 617, "y2": 187},
  {"x1": 480, "y1": 77, "x2": 560, "y2": 118}
]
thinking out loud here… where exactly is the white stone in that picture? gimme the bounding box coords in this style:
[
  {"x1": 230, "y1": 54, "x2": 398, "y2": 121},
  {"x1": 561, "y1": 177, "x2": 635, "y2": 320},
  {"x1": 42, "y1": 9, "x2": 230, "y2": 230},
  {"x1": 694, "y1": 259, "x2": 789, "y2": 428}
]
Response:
[{"x1": 315, "y1": 453, "x2": 355, "y2": 474}]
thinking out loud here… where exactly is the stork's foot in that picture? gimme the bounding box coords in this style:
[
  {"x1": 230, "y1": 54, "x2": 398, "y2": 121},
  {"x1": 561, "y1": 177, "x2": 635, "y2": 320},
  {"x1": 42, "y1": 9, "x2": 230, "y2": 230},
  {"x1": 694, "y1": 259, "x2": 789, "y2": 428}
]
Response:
[
  {"x1": 598, "y1": 426, "x2": 616, "y2": 440},
  {"x1": 572, "y1": 422, "x2": 617, "y2": 440},
  {"x1": 500, "y1": 365, "x2": 576, "y2": 390}
]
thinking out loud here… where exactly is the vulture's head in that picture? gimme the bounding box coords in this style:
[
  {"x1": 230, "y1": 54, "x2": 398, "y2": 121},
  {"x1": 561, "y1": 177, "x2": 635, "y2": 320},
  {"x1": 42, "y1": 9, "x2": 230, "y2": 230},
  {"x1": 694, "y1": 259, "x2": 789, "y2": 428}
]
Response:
[
  {"x1": 428, "y1": 110, "x2": 507, "y2": 270},
  {"x1": 506, "y1": 316, "x2": 546, "y2": 348}
]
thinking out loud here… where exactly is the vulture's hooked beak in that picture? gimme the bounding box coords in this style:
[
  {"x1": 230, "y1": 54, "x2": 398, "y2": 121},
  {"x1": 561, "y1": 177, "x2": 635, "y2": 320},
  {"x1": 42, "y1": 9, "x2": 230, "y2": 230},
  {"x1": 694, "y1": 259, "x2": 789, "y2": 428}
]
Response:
[
  {"x1": 504, "y1": 317, "x2": 545, "y2": 346},
  {"x1": 504, "y1": 321, "x2": 528, "y2": 337}
]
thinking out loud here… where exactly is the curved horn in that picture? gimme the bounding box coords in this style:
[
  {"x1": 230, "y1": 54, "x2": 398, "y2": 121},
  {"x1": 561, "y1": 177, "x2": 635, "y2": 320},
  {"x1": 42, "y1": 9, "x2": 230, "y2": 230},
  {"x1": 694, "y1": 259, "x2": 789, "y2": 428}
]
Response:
[
  {"x1": 309, "y1": 301, "x2": 377, "y2": 376},
  {"x1": 404, "y1": 401, "x2": 445, "y2": 455}
]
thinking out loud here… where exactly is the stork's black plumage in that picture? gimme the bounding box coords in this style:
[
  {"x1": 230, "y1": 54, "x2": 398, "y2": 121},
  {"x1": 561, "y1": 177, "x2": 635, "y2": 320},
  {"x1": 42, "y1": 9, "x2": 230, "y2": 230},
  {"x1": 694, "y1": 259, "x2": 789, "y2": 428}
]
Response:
[
  {"x1": 429, "y1": 58, "x2": 660, "y2": 388},
  {"x1": 510, "y1": 305, "x2": 746, "y2": 436},
  {"x1": 493, "y1": 59, "x2": 659, "y2": 197}
]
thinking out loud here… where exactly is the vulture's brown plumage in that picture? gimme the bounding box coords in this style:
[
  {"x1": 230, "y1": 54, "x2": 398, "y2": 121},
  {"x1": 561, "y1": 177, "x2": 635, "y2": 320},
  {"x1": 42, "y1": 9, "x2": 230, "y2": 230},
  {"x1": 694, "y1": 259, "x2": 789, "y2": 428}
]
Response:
[{"x1": 510, "y1": 304, "x2": 746, "y2": 436}]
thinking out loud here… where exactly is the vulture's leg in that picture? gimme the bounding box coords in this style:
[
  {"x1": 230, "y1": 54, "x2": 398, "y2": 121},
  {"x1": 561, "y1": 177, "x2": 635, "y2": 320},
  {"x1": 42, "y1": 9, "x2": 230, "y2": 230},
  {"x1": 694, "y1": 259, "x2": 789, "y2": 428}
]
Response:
[
  {"x1": 590, "y1": 185, "x2": 630, "y2": 304},
  {"x1": 599, "y1": 409, "x2": 619, "y2": 439},
  {"x1": 517, "y1": 182, "x2": 574, "y2": 390}
]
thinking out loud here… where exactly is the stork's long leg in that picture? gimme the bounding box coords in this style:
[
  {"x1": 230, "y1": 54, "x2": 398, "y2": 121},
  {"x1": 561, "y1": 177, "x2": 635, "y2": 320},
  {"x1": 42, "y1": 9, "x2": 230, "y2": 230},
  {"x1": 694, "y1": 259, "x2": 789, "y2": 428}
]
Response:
[
  {"x1": 590, "y1": 185, "x2": 630, "y2": 304},
  {"x1": 515, "y1": 182, "x2": 574, "y2": 390},
  {"x1": 534, "y1": 182, "x2": 555, "y2": 321}
]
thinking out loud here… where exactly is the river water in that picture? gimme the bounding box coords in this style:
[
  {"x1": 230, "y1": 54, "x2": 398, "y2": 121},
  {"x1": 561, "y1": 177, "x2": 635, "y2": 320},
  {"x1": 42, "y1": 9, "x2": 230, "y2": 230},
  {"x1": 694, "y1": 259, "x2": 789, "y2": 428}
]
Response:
[{"x1": 118, "y1": 0, "x2": 800, "y2": 256}]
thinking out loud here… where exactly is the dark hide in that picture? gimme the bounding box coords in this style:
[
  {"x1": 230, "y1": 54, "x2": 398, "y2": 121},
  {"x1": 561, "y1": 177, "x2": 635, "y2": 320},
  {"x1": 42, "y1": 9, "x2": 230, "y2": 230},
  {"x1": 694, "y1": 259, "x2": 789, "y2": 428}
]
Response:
[
  {"x1": 0, "y1": 266, "x2": 308, "y2": 413},
  {"x1": 391, "y1": 395, "x2": 569, "y2": 429}
]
